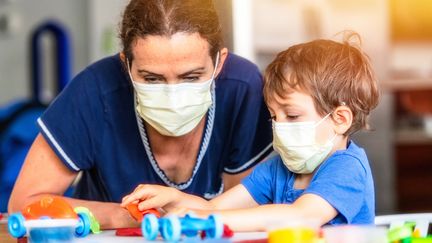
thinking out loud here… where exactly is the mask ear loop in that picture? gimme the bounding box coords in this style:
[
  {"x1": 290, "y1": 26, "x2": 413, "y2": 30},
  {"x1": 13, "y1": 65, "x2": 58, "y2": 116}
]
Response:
[
  {"x1": 210, "y1": 52, "x2": 220, "y2": 90},
  {"x1": 314, "y1": 101, "x2": 347, "y2": 128},
  {"x1": 126, "y1": 59, "x2": 135, "y2": 83},
  {"x1": 319, "y1": 101, "x2": 348, "y2": 146}
]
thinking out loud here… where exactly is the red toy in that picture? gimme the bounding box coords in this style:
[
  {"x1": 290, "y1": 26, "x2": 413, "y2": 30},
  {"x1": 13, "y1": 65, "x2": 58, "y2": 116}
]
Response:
[
  {"x1": 125, "y1": 203, "x2": 160, "y2": 222},
  {"x1": 116, "y1": 204, "x2": 161, "y2": 237},
  {"x1": 22, "y1": 196, "x2": 77, "y2": 220},
  {"x1": 115, "y1": 227, "x2": 142, "y2": 237}
]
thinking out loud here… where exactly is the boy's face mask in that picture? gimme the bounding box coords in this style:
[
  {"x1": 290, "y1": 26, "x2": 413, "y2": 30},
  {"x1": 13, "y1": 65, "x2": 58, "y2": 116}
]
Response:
[
  {"x1": 129, "y1": 53, "x2": 219, "y2": 137},
  {"x1": 272, "y1": 112, "x2": 337, "y2": 174}
]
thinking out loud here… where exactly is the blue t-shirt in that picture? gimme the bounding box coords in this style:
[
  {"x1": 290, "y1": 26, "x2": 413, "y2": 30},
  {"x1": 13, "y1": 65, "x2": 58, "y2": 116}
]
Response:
[
  {"x1": 242, "y1": 141, "x2": 375, "y2": 224},
  {"x1": 37, "y1": 53, "x2": 273, "y2": 202}
]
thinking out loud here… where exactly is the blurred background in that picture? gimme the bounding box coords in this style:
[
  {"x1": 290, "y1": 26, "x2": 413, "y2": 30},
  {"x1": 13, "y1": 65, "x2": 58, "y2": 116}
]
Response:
[{"x1": 0, "y1": 0, "x2": 432, "y2": 215}]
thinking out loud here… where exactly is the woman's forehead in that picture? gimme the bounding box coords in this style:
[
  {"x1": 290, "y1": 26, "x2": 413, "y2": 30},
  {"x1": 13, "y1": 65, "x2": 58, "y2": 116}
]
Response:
[{"x1": 131, "y1": 33, "x2": 211, "y2": 66}]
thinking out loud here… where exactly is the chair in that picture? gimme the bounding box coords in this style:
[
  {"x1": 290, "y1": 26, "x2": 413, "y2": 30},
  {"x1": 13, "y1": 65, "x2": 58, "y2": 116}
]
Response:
[{"x1": 375, "y1": 213, "x2": 432, "y2": 237}]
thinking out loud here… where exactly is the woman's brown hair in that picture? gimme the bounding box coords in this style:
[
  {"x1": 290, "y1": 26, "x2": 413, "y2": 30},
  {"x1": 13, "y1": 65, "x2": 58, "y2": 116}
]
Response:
[
  {"x1": 120, "y1": 0, "x2": 223, "y2": 64},
  {"x1": 264, "y1": 32, "x2": 380, "y2": 135}
]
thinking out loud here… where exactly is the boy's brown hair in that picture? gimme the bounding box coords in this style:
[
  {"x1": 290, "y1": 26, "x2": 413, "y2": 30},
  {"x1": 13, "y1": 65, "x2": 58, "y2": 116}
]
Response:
[{"x1": 264, "y1": 32, "x2": 379, "y2": 135}]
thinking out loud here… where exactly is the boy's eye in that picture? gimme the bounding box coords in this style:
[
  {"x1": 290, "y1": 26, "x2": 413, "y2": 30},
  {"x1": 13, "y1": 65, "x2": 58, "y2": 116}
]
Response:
[{"x1": 287, "y1": 115, "x2": 299, "y2": 120}]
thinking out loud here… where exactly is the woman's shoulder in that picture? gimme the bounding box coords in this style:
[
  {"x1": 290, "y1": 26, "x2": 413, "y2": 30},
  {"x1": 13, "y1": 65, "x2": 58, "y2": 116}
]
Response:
[
  {"x1": 74, "y1": 54, "x2": 129, "y2": 93},
  {"x1": 218, "y1": 53, "x2": 262, "y2": 84}
]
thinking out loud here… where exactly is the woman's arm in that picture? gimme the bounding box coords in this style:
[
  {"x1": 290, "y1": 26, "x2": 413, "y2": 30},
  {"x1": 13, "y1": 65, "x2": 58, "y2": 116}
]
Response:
[
  {"x1": 8, "y1": 134, "x2": 137, "y2": 229},
  {"x1": 222, "y1": 167, "x2": 254, "y2": 191}
]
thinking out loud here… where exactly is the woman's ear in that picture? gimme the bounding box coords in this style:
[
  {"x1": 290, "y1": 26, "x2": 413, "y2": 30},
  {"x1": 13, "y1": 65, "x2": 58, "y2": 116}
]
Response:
[
  {"x1": 215, "y1": 47, "x2": 228, "y2": 77},
  {"x1": 332, "y1": 105, "x2": 353, "y2": 135},
  {"x1": 119, "y1": 52, "x2": 126, "y2": 63}
]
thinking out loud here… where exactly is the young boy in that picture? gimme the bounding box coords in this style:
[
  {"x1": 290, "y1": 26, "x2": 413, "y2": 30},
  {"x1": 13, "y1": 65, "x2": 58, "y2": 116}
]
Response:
[{"x1": 121, "y1": 33, "x2": 380, "y2": 231}]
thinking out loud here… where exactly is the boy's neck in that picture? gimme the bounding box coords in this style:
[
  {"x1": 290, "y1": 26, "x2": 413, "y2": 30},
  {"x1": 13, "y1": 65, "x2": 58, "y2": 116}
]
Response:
[
  {"x1": 293, "y1": 136, "x2": 349, "y2": 190},
  {"x1": 293, "y1": 173, "x2": 314, "y2": 190}
]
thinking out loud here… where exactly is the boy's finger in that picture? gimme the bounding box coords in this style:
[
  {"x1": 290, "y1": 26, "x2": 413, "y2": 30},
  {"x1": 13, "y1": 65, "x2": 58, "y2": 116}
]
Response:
[
  {"x1": 122, "y1": 189, "x2": 153, "y2": 206},
  {"x1": 138, "y1": 197, "x2": 161, "y2": 211}
]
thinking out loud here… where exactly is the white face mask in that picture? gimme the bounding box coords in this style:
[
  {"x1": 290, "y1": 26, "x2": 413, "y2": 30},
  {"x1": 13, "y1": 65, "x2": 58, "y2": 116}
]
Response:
[
  {"x1": 129, "y1": 53, "x2": 219, "y2": 137},
  {"x1": 272, "y1": 113, "x2": 337, "y2": 174}
]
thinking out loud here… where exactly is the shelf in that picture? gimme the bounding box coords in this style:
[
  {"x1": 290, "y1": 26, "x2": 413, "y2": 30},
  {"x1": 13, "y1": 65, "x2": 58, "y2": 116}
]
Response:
[
  {"x1": 381, "y1": 78, "x2": 432, "y2": 91},
  {"x1": 395, "y1": 127, "x2": 432, "y2": 145}
]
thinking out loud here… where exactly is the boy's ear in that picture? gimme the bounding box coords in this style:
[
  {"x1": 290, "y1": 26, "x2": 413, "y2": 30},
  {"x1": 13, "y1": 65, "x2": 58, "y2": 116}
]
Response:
[{"x1": 332, "y1": 105, "x2": 353, "y2": 135}]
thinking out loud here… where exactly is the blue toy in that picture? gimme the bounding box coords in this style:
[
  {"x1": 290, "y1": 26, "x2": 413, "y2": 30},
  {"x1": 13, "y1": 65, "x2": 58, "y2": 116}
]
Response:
[
  {"x1": 8, "y1": 214, "x2": 90, "y2": 243},
  {"x1": 8, "y1": 196, "x2": 91, "y2": 239},
  {"x1": 142, "y1": 213, "x2": 224, "y2": 241}
]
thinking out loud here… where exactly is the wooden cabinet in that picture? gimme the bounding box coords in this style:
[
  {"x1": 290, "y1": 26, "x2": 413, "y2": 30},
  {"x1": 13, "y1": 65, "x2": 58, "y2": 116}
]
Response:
[
  {"x1": 395, "y1": 143, "x2": 432, "y2": 212},
  {"x1": 391, "y1": 82, "x2": 432, "y2": 212}
]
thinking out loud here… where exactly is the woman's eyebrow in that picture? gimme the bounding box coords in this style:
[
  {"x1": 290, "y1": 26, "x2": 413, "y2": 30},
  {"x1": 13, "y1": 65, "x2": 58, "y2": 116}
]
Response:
[
  {"x1": 137, "y1": 67, "x2": 206, "y2": 77},
  {"x1": 178, "y1": 67, "x2": 206, "y2": 77},
  {"x1": 137, "y1": 69, "x2": 163, "y2": 76}
]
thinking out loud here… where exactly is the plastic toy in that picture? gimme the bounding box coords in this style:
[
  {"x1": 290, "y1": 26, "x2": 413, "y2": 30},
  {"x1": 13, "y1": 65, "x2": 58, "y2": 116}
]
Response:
[
  {"x1": 268, "y1": 227, "x2": 317, "y2": 243},
  {"x1": 74, "y1": 206, "x2": 101, "y2": 234},
  {"x1": 126, "y1": 203, "x2": 160, "y2": 222},
  {"x1": 142, "y1": 213, "x2": 224, "y2": 241},
  {"x1": 8, "y1": 196, "x2": 91, "y2": 239},
  {"x1": 388, "y1": 222, "x2": 432, "y2": 243}
]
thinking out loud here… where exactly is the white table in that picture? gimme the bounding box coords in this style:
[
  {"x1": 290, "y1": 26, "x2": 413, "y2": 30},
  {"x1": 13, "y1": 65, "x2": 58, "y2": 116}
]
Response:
[{"x1": 74, "y1": 230, "x2": 267, "y2": 243}]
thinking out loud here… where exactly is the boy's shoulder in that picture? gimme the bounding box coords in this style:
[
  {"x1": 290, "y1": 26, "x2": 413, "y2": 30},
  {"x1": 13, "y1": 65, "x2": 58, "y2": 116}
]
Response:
[
  {"x1": 333, "y1": 140, "x2": 367, "y2": 161},
  {"x1": 321, "y1": 140, "x2": 370, "y2": 174}
]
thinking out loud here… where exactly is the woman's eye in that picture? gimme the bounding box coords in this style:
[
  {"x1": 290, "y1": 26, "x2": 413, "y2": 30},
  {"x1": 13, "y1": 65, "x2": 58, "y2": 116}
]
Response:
[
  {"x1": 182, "y1": 76, "x2": 200, "y2": 82},
  {"x1": 144, "y1": 76, "x2": 164, "y2": 84}
]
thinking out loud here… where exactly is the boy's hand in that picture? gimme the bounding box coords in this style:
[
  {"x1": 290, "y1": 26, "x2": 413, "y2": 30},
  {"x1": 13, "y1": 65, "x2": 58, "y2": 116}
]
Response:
[{"x1": 121, "y1": 184, "x2": 180, "y2": 211}]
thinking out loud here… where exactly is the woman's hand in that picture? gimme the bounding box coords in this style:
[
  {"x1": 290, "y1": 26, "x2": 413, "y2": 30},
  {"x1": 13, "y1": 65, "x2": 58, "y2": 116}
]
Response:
[{"x1": 121, "y1": 184, "x2": 181, "y2": 212}]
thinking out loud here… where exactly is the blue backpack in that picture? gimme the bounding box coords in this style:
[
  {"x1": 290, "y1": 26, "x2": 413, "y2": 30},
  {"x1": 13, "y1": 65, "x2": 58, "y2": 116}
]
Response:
[{"x1": 0, "y1": 20, "x2": 71, "y2": 212}]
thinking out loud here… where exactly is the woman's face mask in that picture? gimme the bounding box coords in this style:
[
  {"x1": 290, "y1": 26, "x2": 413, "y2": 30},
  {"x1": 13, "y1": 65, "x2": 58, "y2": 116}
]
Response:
[
  {"x1": 272, "y1": 112, "x2": 337, "y2": 174},
  {"x1": 128, "y1": 53, "x2": 219, "y2": 137}
]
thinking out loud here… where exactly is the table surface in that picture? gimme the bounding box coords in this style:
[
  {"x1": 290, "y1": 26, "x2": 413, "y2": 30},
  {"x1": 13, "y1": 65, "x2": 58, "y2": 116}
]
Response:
[
  {"x1": 75, "y1": 231, "x2": 267, "y2": 243},
  {"x1": 0, "y1": 218, "x2": 267, "y2": 243},
  {"x1": 1, "y1": 218, "x2": 16, "y2": 243}
]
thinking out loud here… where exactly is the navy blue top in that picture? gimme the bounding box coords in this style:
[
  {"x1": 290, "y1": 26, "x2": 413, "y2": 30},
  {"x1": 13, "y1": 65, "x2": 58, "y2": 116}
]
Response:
[
  {"x1": 37, "y1": 53, "x2": 273, "y2": 202},
  {"x1": 242, "y1": 141, "x2": 375, "y2": 224}
]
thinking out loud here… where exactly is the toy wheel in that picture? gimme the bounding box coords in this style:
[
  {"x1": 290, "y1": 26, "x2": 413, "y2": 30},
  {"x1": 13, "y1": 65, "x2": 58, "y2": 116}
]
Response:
[
  {"x1": 185, "y1": 212, "x2": 197, "y2": 218},
  {"x1": 75, "y1": 212, "x2": 91, "y2": 237},
  {"x1": 142, "y1": 214, "x2": 159, "y2": 240},
  {"x1": 8, "y1": 213, "x2": 26, "y2": 238},
  {"x1": 161, "y1": 216, "x2": 181, "y2": 241},
  {"x1": 206, "y1": 214, "x2": 223, "y2": 239}
]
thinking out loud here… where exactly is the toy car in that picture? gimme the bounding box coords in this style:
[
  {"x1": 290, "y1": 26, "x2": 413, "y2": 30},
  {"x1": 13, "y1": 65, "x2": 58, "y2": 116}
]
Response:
[
  {"x1": 142, "y1": 213, "x2": 223, "y2": 241},
  {"x1": 8, "y1": 196, "x2": 91, "y2": 239}
]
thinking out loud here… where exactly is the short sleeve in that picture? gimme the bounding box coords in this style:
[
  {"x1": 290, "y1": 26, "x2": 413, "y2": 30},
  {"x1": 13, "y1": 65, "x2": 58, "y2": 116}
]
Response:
[
  {"x1": 37, "y1": 68, "x2": 104, "y2": 171},
  {"x1": 305, "y1": 154, "x2": 367, "y2": 223},
  {"x1": 241, "y1": 157, "x2": 278, "y2": 204},
  {"x1": 222, "y1": 65, "x2": 273, "y2": 174}
]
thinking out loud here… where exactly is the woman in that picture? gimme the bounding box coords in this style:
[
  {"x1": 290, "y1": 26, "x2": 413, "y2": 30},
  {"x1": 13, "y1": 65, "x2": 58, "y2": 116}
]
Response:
[{"x1": 8, "y1": 0, "x2": 272, "y2": 228}]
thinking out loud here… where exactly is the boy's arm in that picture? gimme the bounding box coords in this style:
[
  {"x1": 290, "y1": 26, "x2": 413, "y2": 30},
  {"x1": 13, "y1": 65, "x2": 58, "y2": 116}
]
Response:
[
  {"x1": 121, "y1": 184, "x2": 214, "y2": 211},
  {"x1": 194, "y1": 193, "x2": 337, "y2": 232},
  {"x1": 121, "y1": 184, "x2": 259, "y2": 212}
]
